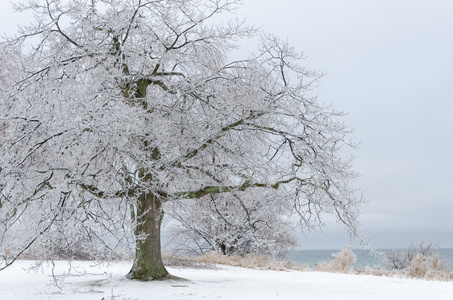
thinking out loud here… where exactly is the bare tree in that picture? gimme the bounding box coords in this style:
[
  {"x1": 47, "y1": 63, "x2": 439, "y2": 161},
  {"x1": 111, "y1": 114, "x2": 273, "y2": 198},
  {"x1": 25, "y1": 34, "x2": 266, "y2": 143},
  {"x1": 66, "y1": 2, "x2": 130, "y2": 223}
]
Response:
[{"x1": 0, "y1": 0, "x2": 364, "y2": 281}]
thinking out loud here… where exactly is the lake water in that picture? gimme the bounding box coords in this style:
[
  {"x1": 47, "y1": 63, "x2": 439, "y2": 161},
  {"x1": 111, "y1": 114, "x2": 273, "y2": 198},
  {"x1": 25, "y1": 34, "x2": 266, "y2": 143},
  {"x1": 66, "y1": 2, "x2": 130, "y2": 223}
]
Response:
[{"x1": 285, "y1": 248, "x2": 453, "y2": 270}]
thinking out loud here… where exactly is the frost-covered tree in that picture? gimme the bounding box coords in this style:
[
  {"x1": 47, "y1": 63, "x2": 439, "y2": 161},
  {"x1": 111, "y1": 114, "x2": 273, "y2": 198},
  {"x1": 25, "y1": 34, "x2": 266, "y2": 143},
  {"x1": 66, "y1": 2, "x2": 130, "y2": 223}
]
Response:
[
  {"x1": 166, "y1": 190, "x2": 298, "y2": 257},
  {"x1": 0, "y1": 0, "x2": 364, "y2": 281}
]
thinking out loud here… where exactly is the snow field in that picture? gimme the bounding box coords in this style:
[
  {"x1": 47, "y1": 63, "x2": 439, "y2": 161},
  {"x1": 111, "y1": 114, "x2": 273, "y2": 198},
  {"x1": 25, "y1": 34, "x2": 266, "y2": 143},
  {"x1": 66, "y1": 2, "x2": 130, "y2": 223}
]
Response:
[{"x1": 0, "y1": 261, "x2": 452, "y2": 300}]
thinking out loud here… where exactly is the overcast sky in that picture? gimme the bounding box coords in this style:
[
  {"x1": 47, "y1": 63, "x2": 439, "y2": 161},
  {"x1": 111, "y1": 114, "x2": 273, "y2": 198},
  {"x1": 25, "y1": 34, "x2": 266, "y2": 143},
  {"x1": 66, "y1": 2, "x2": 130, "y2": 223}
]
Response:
[
  {"x1": 1, "y1": 0, "x2": 452, "y2": 250},
  {"x1": 233, "y1": 0, "x2": 453, "y2": 249}
]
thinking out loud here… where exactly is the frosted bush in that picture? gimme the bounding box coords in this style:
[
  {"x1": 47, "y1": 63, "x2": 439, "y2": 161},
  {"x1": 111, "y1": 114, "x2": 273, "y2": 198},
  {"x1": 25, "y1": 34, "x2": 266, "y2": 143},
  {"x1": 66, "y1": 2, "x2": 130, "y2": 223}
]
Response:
[
  {"x1": 315, "y1": 247, "x2": 357, "y2": 273},
  {"x1": 409, "y1": 253, "x2": 450, "y2": 280},
  {"x1": 385, "y1": 242, "x2": 452, "y2": 281},
  {"x1": 386, "y1": 242, "x2": 436, "y2": 270}
]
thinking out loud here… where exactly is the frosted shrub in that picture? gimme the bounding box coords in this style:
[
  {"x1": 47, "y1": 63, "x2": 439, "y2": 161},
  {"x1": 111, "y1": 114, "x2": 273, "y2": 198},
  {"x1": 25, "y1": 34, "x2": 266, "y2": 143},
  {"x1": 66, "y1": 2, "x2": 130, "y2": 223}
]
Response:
[
  {"x1": 315, "y1": 247, "x2": 357, "y2": 273},
  {"x1": 409, "y1": 253, "x2": 450, "y2": 280},
  {"x1": 385, "y1": 242, "x2": 452, "y2": 281},
  {"x1": 333, "y1": 247, "x2": 358, "y2": 271},
  {"x1": 386, "y1": 242, "x2": 436, "y2": 270}
]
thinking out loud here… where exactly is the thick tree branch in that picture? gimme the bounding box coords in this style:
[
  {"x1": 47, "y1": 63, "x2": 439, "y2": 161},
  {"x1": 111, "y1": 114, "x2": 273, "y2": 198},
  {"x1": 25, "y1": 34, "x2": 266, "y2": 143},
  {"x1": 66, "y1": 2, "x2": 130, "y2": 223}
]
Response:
[{"x1": 174, "y1": 176, "x2": 307, "y2": 200}]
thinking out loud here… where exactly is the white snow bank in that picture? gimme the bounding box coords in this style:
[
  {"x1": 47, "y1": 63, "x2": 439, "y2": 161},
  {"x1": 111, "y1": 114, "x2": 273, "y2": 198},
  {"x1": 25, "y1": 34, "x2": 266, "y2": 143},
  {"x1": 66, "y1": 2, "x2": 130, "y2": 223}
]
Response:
[{"x1": 0, "y1": 261, "x2": 452, "y2": 300}]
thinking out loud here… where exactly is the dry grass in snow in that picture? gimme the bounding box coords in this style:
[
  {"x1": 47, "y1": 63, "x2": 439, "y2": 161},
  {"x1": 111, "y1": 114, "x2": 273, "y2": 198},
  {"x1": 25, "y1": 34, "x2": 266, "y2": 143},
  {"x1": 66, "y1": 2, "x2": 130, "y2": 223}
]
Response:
[
  {"x1": 163, "y1": 249, "x2": 453, "y2": 281},
  {"x1": 191, "y1": 251, "x2": 308, "y2": 271}
]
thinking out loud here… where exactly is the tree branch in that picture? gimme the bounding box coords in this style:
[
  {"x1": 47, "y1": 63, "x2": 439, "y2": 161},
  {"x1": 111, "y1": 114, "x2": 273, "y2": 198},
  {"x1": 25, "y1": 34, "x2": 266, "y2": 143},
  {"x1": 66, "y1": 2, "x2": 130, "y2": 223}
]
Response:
[
  {"x1": 169, "y1": 111, "x2": 264, "y2": 167},
  {"x1": 174, "y1": 176, "x2": 308, "y2": 200}
]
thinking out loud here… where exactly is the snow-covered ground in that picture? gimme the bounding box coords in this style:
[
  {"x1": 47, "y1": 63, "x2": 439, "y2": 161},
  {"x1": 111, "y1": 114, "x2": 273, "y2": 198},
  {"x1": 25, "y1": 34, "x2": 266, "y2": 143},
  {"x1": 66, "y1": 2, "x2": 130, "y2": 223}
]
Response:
[{"x1": 1, "y1": 261, "x2": 452, "y2": 300}]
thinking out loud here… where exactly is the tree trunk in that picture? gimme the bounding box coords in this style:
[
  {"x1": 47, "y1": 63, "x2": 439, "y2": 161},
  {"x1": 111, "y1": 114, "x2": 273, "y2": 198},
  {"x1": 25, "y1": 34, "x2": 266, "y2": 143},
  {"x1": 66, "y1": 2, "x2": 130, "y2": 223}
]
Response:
[{"x1": 127, "y1": 191, "x2": 169, "y2": 281}]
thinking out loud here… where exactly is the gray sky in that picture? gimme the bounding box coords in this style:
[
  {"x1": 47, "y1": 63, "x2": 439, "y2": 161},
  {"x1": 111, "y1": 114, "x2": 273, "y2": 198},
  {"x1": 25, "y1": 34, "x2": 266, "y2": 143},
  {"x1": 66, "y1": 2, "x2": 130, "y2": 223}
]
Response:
[
  {"x1": 1, "y1": 0, "x2": 452, "y2": 249},
  {"x1": 234, "y1": 0, "x2": 453, "y2": 249}
]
